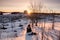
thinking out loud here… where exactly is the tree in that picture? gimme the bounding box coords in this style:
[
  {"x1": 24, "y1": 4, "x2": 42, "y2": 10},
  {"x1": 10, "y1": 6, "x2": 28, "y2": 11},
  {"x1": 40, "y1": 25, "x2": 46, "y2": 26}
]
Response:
[
  {"x1": 29, "y1": 0, "x2": 43, "y2": 13},
  {"x1": 29, "y1": 0, "x2": 43, "y2": 26},
  {"x1": 0, "y1": 11, "x2": 3, "y2": 15},
  {"x1": 50, "y1": 9, "x2": 55, "y2": 29},
  {"x1": 29, "y1": 1, "x2": 44, "y2": 40}
]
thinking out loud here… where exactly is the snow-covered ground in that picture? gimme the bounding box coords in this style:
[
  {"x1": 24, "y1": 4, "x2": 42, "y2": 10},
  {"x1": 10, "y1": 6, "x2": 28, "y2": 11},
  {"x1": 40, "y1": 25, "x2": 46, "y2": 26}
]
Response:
[
  {"x1": 30, "y1": 15, "x2": 60, "y2": 40},
  {"x1": 0, "y1": 14, "x2": 60, "y2": 40},
  {"x1": 0, "y1": 15, "x2": 30, "y2": 40}
]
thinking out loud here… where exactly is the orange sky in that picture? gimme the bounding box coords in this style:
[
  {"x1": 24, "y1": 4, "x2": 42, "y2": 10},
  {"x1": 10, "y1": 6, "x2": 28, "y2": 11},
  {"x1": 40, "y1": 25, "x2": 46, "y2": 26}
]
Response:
[{"x1": 0, "y1": 0, "x2": 60, "y2": 13}]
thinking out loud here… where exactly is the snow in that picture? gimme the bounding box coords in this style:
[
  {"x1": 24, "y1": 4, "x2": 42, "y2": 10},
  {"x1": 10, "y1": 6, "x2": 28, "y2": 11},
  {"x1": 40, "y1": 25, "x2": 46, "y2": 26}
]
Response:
[
  {"x1": 0, "y1": 14, "x2": 60, "y2": 40},
  {"x1": 26, "y1": 34, "x2": 33, "y2": 40},
  {"x1": 0, "y1": 16, "x2": 30, "y2": 40}
]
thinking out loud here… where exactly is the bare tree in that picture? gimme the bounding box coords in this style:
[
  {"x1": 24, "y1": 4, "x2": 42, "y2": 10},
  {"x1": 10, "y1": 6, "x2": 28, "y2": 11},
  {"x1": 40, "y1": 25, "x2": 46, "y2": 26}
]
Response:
[
  {"x1": 29, "y1": 0, "x2": 43, "y2": 13},
  {"x1": 29, "y1": 0, "x2": 43, "y2": 26},
  {"x1": 50, "y1": 9, "x2": 55, "y2": 29},
  {"x1": 28, "y1": 0, "x2": 44, "y2": 40}
]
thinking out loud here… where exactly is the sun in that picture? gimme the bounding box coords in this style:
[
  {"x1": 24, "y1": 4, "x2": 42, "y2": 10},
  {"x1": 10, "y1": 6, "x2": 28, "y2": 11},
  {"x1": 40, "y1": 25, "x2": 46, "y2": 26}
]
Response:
[
  {"x1": 28, "y1": 10, "x2": 31, "y2": 13},
  {"x1": 24, "y1": 9, "x2": 31, "y2": 15},
  {"x1": 27, "y1": 10, "x2": 31, "y2": 15},
  {"x1": 28, "y1": 11, "x2": 31, "y2": 15}
]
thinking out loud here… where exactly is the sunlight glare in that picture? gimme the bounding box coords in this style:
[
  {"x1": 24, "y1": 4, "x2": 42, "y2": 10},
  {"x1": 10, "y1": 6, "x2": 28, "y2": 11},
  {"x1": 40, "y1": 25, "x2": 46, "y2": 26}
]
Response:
[{"x1": 27, "y1": 10, "x2": 31, "y2": 15}]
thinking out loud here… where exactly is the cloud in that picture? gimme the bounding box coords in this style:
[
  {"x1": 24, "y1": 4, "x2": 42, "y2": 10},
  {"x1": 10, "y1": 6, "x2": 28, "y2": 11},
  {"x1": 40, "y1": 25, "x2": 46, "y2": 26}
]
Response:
[
  {"x1": 0, "y1": 0, "x2": 30, "y2": 12},
  {"x1": 42, "y1": 0, "x2": 60, "y2": 9},
  {"x1": 0, "y1": 0, "x2": 60, "y2": 12},
  {"x1": 44, "y1": 0, "x2": 60, "y2": 3},
  {"x1": 0, "y1": 0, "x2": 30, "y2": 7}
]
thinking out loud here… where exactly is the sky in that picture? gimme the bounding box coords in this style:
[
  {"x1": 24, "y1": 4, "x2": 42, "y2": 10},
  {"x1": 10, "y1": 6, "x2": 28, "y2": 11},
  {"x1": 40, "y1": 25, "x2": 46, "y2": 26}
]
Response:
[{"x1": 0, "y1": 0, "x2": 60, "y2": 12}]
